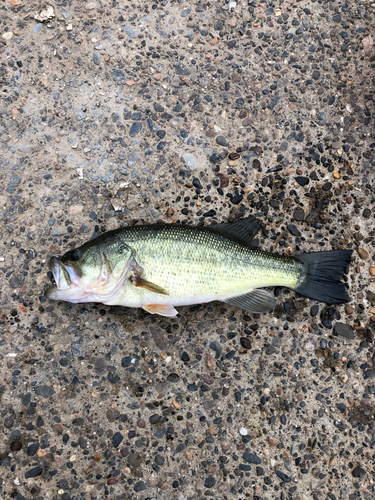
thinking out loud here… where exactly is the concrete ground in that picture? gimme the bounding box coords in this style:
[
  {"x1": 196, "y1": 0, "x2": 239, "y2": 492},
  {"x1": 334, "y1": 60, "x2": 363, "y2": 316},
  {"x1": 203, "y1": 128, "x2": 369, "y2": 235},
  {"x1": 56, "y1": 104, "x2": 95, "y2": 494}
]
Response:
[{"x1": 0, "y1": 0, "x2": 374, "y2": 499}]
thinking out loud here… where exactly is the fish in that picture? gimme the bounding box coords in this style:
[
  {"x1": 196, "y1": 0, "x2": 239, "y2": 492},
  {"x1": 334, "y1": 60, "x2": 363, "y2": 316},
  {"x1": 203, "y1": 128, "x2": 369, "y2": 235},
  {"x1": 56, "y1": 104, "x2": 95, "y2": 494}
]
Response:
[{"x1": 44, "y1": 216, "x2": 352, "y2": 317}]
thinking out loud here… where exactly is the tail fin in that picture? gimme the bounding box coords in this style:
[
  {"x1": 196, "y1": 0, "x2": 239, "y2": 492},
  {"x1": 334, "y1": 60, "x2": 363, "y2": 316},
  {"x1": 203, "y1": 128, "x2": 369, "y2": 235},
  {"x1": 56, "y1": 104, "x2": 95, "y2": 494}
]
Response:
[{"x1": 295, "y1": 250, "x2": 352, "y2": 304}]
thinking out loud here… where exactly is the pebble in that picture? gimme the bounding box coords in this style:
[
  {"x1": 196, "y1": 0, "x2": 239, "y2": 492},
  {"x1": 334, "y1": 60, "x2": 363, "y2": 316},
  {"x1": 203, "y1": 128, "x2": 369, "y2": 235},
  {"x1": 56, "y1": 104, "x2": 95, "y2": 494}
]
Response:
[
  {"x1": 243, "y1": 452, "x2": 262, "y2": 464},
  {"x1": 357, "y1": 248, "x2": 368, "y2": 259},
  {"x1": 293, "y1": 207, "x2": 305, "y2": 221},
  {"x1": 333, "y1": 322, "x2": 354, "y2": 340},
  {"x1": 34, "y1": 385, "x2": 55, "y2": 397},
  {"x1": 124, "y1": 24, "x2": 137, "y2": 39},
  {"x1": 216, "y1": 135, "x2": 229, "y2": 147},
  {"x1": 352, "y1": 466, "x2": 366, "y2": 478},
  {"x1": 25, "y1": 467, "x2": 43, "y2": 479},
  {"x1": 275, "y1": 470, "x2": 291, "y2": 482},
  {"x1": 182, "y1": 153, "x2": 198, "y2": 171}
]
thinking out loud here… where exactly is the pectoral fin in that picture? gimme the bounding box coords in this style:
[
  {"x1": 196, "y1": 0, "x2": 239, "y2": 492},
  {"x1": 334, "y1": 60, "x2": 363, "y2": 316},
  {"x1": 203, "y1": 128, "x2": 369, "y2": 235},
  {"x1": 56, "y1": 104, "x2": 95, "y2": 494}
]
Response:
[
  {"x1": 225, "y1": 289, "x2": 276, "y2": 313},
  {"x1": 134, "y1": 276, "x2": 169, "y2": 295},
  {"x1": 142, "y1": 304, "x2": 178, "y2": 317}
]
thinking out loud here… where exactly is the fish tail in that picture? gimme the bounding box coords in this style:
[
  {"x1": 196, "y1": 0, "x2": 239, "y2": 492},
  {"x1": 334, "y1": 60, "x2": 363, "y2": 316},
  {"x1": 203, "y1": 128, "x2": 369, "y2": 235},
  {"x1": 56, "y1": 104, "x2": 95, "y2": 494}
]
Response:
[{"x1": 295, "y1": 250, "x2": 352, "y2": 304}]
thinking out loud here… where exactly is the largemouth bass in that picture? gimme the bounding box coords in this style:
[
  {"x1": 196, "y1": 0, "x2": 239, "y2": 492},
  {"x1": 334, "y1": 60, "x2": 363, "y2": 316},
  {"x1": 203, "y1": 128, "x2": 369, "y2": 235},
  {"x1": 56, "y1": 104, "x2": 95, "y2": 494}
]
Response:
[{"x1": 44, "y1": 216, "x2": 352, "y2": 317}]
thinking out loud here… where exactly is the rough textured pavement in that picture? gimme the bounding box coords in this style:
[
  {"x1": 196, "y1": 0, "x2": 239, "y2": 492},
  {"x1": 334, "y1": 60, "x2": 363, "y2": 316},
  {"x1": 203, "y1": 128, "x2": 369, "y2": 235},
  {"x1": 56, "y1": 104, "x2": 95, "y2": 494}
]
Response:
[{"x1": 0, "y1": 0, "x2": 374, "y2": 499}]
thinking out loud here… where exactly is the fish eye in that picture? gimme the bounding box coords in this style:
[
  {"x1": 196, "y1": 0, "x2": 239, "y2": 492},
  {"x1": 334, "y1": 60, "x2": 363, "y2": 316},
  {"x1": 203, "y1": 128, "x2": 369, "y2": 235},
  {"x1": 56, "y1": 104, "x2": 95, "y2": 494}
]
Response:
[{"x1": 70, "y1": 249, "x2": 81, "y2": 261}]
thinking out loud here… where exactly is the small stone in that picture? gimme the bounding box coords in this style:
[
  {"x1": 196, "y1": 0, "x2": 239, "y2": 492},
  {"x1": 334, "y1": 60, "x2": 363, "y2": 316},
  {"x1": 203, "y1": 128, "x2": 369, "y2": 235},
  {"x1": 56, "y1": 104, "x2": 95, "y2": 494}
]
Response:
[
  {"x1": 129, "y1": 122, "x2": 142, "y2": 137},
  {"x1": 94, "y1": 357, "x2": 107, "y2": 374},
  {"x1": 370, "y1": 266, "x2": 375, "y2": 276},
  {"x1": 174, "y1": 63, "x2": 191, "y2": 76},
  {"x1": 93, "y1": 52, "x2": 100, "y2": 65},
  {"x1": 182, "y1": 153, "x2": 198, "y2": 171},
  {"x1": 134, "y1": 481, "x2": 146, "y2": 492},
  {"x1": 362, "y1": 208, "x2": 371, "y2": 218},
  {"x1": 333, "y1": 322, "x2": 354, "y2": 340},
  {"x1": 192, "y1": 178, "x2": 203, "y2": 190},
  {"x1": 352, "y1": 466, "x2": 366, "y2": 478},
  {"x1": 204, "y1": 476, "x2": 216, "y2": 488},
  {"x1": 34, "y1": 385, "x2": 55, "y2": 398},
  {"x1": 216, "y1": 135, "x2": 229, "y2": 147},
  {"x1": 33, "y1": 23, "x2": 43, "y2": 33},
  {"x1": 293, "y1": 207, "x2": 305, "y2": 221},
  {"x1": 240, "y1": 337, "x2": 251, "y2": 349},
  {"x1": 357, "y1": 248, "x2": 368, "y2": 259},
  {"x1": 364, "y1": 370, "x2": 375, "y2": 379},
  {"x1": 25, "y1": 467, "x2": 43, "y2": 479},
  {"x1": 243, "y1": 452, "x2": 262, "y2": 464},
  {"x1": 295, "y1": 176, "x2": 309, "y2": 186},
  {"x1": 287, "y1": 224, "x2": 301, "y2": 237},
  {"x1": 167, "y1": 373, "x2": 180, "y2": 383},
  {"x1": 124, "y1": 24, "x2": 137, "y2": 39},
  {"x1": 275, "y1": 470, "x2": 291, "y2": 483},
  {"x1": 112, "y1": 432, "x2": 123, "y2": 448}
]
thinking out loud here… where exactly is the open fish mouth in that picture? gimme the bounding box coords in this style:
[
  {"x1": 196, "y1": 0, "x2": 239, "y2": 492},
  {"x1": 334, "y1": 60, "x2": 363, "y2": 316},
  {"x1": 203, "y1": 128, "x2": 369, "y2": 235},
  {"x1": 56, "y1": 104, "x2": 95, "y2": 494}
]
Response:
[{"x1": 44, "y1": 257, "x2": 81, "y2": 300}]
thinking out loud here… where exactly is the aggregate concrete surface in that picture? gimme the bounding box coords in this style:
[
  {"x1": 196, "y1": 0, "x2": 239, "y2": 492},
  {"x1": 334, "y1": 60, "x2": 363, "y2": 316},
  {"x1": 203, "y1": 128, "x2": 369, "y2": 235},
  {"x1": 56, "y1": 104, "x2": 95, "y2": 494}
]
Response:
[{"x1": 0, "y1": 0, "x2": 374, "y2": 499}]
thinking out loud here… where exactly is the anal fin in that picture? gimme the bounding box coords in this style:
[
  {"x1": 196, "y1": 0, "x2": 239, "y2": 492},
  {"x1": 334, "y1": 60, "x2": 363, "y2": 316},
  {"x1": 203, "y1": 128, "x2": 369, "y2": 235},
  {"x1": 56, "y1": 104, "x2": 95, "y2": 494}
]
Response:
[
  {"x1": 142, "y1": 304, "x2": 178, "y2": 317},
  {"x1": 225, "y1": 289, "x2": 276, "y2": 313}
]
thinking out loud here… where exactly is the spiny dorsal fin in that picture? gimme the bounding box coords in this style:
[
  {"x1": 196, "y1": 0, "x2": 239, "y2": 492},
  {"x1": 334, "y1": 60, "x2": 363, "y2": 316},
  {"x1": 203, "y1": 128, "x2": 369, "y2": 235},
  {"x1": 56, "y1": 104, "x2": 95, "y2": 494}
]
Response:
[
  {"x1": 208, "y1": 215, "x2": 261, "y2": 247},
  {"x1": 225, "y1": 289, "x2": 276, "y2": 313}
]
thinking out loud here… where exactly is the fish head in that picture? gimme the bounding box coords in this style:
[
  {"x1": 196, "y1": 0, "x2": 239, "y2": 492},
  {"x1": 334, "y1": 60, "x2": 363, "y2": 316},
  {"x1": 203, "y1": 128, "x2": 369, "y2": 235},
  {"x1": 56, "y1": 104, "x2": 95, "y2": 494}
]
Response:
[{"x1": 45, "y1": 241, "x2": 133, "y2": 303}]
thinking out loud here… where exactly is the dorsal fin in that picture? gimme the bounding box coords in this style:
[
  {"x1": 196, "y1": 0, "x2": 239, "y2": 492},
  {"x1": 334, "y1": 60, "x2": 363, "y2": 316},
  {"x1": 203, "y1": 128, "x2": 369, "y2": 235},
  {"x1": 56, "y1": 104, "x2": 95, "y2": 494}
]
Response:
[{"x1": 208, "y1": 215, "x2": 261, "y2": 247}]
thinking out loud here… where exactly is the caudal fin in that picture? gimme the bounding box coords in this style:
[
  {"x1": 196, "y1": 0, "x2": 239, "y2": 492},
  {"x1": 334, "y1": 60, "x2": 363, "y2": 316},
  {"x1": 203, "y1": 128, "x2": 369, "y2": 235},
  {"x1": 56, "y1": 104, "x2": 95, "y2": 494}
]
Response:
[{"x1": 295, "y1": 250, "x2": 352, "y2": 304}]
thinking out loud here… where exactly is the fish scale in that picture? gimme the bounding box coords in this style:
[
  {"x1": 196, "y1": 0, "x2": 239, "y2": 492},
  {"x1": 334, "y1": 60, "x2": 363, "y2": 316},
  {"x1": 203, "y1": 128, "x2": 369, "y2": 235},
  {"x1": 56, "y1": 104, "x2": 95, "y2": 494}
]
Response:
[{"x1": 102, "y1": 224, "x2": 302, "y2": 307}]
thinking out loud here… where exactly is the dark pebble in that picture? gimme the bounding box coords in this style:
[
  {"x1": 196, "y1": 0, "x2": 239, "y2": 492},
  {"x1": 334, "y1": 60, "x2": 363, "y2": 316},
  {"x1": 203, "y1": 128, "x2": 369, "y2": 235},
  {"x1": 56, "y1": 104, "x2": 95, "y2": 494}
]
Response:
[
  {"x1": 149, "y1": 414, "x2": 160, "y2": 424},
  {"x1": 134, "y1": 481, "x2": 146, "y2": 492},
  {"x1": 129, "y1": 122, "x2": 142, "y2": 137},
  {"x1": 209, "y1": 154, "x2": 221, "y2": 163},
  {"x1": 240, "y1": 337, "x2": 251, "y2": 349},
  {"x1": 364, "y1": 370, "x2": 375, "y2": 379},
  {"x1": 10, "y1": 441, "x2": 22, "y2": 452},
  {"x1": 333, "y1": 322, "x2": 354, "y2": 340},
  {"x1": 181, "y1": 351, "x2": 190, "y2": 362},
  {"x1": 322, "y1": 182, "x2": 332, "y2": 191},
  {"x1": 21, "y1": 392, "x2": 31, "y2": 406},
  {"x1": 312, "y1": 70, "x2": 320, "y2": 80},
  {"x1": 362, "y1": 208, "x2": 371, "y2": 218},
  {"x1": 336, "y1": 403, "x2": 347, "y2": 413},
  {"x1": 293, "y1": 207, "x2": 305, "y2": 221},
  {"x1": 352, "y1": 466, "x2": 366, "y2": 478},
  {"x1": 121, "y1": 356, "x2": 131, "y2": 368},
  {"x1": 25, "y1": 467, "x2": 43, "y2": 479},
  {"x1": 167, "y1": 373, "x2": 180, "y2": 382},
  {"x1": 256, "y1": 466, "x2": 265, "y2": 476},
  {"x1": 295, "y1": 176, "x2": 309, "y2": 186},
  {"x1": 243, "y1": 452, "x2": 262, "y2": 464},
  {"x1": 155, "y1": 454, "x2": 164, "y2": 466},
  {"x1": 216, "y1": 135, "x2": 229, "y2": 147},
  {"x1": 229, "y1": 152, "x2": 240, "y2": 160},
  {"x1": 204, "y1": 476, "x2": 216, "y2": 488},
  {"x1": 112, "y1": 432, "x2": 123, "y2": 448},
  {"x1": 230, "y1": 193, "x2": 243, "y2": 205},
  {"x1": 193, "y1": 178, "x2": 203, "y2": 190},
  {"x1": 275, "y1": 470, "x2": 291, "y2": 482},
  {"x1": 310, "y1": 304, "x2": 319, "y2": 317},
  {"x1": 78, "y1": 437, "x2": 87, "y2": 449},
  {"x1": 287, "y1": 224, "x2": 301, "y2": 237},
  {"x1": 34, "y1": 385, "x2": 55, "y2": 398}
]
